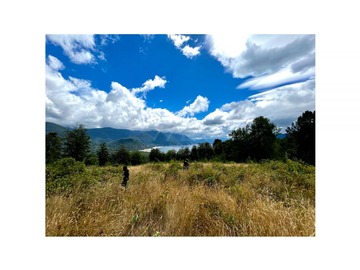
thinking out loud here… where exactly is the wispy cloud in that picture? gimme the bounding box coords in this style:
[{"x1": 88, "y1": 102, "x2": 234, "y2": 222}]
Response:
[
  {"x1": 47, "y1": 55, "x2": 65, "y2": 70},
  {"x1": 46, "y1": 34, "x2": 96, "y2": 64},
  {"x1": 206, "y1": 34, "x2": 315, "y2": 91},
  {"x1": 168, "y1": 34, "x2": 201, "y2": 59}
]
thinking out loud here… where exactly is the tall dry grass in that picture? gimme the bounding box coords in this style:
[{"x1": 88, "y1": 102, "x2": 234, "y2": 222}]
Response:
[{"x1": 46, "y1": 160, "x2": 315, "y2": 236}]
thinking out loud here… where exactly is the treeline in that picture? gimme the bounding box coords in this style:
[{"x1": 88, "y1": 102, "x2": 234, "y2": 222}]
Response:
[
  {"x1": 46, "y1": 110, "x2": 315, "y2": 166},
  {"x1": 46, "y1": 126, "x2": 147, "y2": 166}
]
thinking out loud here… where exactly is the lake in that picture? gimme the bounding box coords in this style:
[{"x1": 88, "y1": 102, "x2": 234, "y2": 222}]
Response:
[{"x1": 140, "y1": 144, "x2": 197, "y2": 153}]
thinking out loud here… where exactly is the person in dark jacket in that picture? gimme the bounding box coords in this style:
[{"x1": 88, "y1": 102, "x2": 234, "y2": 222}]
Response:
[
  {"x1": 122, "y1": 165, "x2": 129, "y2": 190},
  {"x1": 183, "y1": 159, "x2": 189, "y2": 170}
]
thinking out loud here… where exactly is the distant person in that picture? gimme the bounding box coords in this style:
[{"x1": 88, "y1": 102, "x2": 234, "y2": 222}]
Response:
[
  {"x1": 183, "y1": 159, "x2": 190, "y2": 170},
  {"x1": 122, "y1": 165, "x2": 129, "y2": 190}
]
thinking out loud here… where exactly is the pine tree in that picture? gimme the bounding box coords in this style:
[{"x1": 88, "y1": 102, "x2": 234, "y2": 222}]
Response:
[{"x1": 63, "y1": 124, "x2": 91, "y2": 162}]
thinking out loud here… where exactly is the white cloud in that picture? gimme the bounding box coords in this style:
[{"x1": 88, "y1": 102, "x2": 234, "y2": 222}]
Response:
[
  {"x1": 46, "y1": 46, "x2": 315, "y2": 140},
  {"x1": 168, "y1": 34, "x2": 190, "y2": 48},
  {"x1": 47, "y1": 55, "x2": 64, "y2": 71},
  {"x1": 132, "y1": 75, "x2": 167, "y2": 96},
  {"x1": 46, "y1": 34, "x2": 96, "y2": 64},
  {"x1": 204, "y1": 80, "x2": 315, "y2": 133},
  {"x1": 168, "y1": 34, "x2": 201, "y2": 59},
  {"x1": 45, "y1": 61, "x2": 212, "y2": 138},
  {"x1": 206, "y1": 34, "x2": 315, "y2": 90},
  {"x1": 237, "y1": 66, "x2": 315, "y2": 90},
  {"x1": 177, "y1": 95, "x2": 210, "y2": 117},
  {"x1": 181, "y1": 45, "x2": 201, "y2": 59},
  {"x1": 46, "y1": 58, "x2": 315, "y2": 139},
  {"x1": 202, "y1": 109, "x2": 228, "y2": 126},
  {"x1": 100, "y1": 35, "x2": 121, "y2": 46}
]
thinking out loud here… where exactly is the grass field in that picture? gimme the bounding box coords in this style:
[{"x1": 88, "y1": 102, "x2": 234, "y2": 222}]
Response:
[{"x1": 46, "y1": 159, "x2": 315, "y2": 236}]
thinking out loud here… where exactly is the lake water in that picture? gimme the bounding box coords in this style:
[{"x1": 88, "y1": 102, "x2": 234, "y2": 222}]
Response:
[{"x1": 140, "y1": 144, "x2": 197, "y2": 153}]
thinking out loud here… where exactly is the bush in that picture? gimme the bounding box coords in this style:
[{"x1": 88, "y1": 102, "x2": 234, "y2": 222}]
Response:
[{"x1": 46, "y1": 157, "x2": 86, "y2": 195}]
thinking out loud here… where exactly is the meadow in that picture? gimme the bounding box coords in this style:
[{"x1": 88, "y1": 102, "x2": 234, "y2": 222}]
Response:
[{"x1": 46, "y1": 159, "x2": 315, "y2": 236}]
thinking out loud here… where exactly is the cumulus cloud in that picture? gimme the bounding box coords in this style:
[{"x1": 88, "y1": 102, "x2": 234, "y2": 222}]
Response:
[
  {"x1": 181, "y1": 45, "x2": 201, "y2": 59},
  {"x1": 206, "y1": 34, "x2": 315, "y2": 90},
  {"x1": 132, "y1": 75, "x2": 167, "y2": 96},
  {"x1": 168, "y1": 34, "x2": 201, "y2": 59},
  {"x1": 202, "y1": 109, "x2": 227, "y2": 126},
  {"x1": 47, "y1": 34, "x2": 96, "y2": 64},
  {"x1": 177, "y1": 95, "x2": 210, "y2": 117},
  {"x1": 46, "y1": 57, "x2": 213, "y2": 138}
]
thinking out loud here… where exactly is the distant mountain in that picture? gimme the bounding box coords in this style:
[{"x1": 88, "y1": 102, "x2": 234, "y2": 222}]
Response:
[
  {"x1": 276, "y1": 133, "x2": 287, "y2": 139},
  {"x1": 46, "y1": 122, "x2": 69, "y2": 137},
  {"x1": 107, "y1": 138, "x2": 146, "y2": 151},
  {"x1": 46, "y1": 122, "x2": 194, "y2": 151}
]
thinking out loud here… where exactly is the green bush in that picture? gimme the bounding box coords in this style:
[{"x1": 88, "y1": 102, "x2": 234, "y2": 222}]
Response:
[{"x1": 46, "y1": 157, "x2": 86, "y2": 195}]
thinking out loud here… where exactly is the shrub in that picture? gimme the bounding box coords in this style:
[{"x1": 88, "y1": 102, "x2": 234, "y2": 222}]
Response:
[{"x1": 46, "y1": 157, "x2": 86, "y2": 195}]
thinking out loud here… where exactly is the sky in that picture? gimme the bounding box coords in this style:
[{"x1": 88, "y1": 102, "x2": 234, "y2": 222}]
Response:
[{"x1": 46, "y1": 34, "x2": 315, "y2": 140}]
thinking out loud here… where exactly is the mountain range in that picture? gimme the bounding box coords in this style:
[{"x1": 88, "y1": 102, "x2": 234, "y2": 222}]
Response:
[{"x1": 46, "y1": 122, "x2": 194, "y2": 151}]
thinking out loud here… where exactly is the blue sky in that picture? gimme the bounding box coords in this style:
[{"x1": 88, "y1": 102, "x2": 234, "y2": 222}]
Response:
[{"x1": 46, "y1": 34, "x2": 315, "y2": 140}]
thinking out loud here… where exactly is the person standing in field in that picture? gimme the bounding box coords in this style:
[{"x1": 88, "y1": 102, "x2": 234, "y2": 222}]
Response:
[
  {"x1": 183, "y1": 159, "x2": 189, "y2": 170},
  {"x1": 122, "y1": 165, "x2": 129, "y2": 190}
]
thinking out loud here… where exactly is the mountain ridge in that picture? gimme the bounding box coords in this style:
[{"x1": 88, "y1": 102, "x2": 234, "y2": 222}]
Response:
[{"x1": 46, "y1": 122, "x2": 194, "y2": 151}]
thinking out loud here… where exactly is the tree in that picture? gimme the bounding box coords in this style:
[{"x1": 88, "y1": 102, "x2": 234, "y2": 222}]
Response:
[
  {"x1": 63, "y1": 124, "x2": 91, "y2": 162},
  {"x1": 229, "y1": 124, "x2": 251, "y2": 162},
  {"x1": 112, "y1": 146, "x2": 131, "y2": 165},
  {"x1": 46, "y1": 132, "x2": 62, "y2": 164},
  {"x1": 177, "y1": 147, "x2": 191, "y2": 161},
  {"x1": 165, "y1": 149, "x2": 177, "y2": 161},
  {"x1": 197, "y1": 142, "x2": 214, "y2": 161},
  {"x1": 190, "y1": 145, "x2": 198, "y2": 161},
  {"x1": 249, "y1": 116, "x2": 279, "y2": 161},
  {"x1": 149, "y1": 148, "x2": 164, "y2": 162},
  {"x1": 130, "y1": 150, "x2": 145, "y2": 165},
  {"x1": 286, "y1": 110, "x2": 315, "y2": 165},
  {"x1": 97, "y1": 143, "x2": 109, "y2": 166},
  {"x1": 229, "y1": 116, "x2": 279, "y2": 162},
  {"x1": 213, "y1": 139, "x2": 223, "y2": 156}
]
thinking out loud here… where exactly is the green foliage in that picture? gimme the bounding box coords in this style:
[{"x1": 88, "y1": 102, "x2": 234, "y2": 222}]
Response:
[
  {"x1": 63, "y1": 124, "x2": 91, "y2": 162},
  {"x1": 190, "y1": 145, "x2": 198, "y2": 161},
  {"x1": 286, "y1": 110, "x2": 315, "y2": 165},
  {"x1": 149, "y1": 148, "x2": 165, "y2": 162},
  {"x1": 176, "y1": 147, "x2": 191, "y2": 161},
  {"x1": 165, "y1": 149, "x2": 177, "y2": 161},
  {"x1": 97, "y1": 143, "x2": 110, "y2": 166},
  {"x1": 46, "y1": 132, "x2": 62, "y2": 164},
  {"x1": 213, "y1": 139, "x2": 223, "y2": 156},
  {"x1": 197, "y1": 142, "x2": 214, "y2": 160},
  {"x1": 130, "y1": 150, "x2": 145, "y2": 165},
  {"x1": 229, "y1": 116, "x2": 279, "y2": 162},
  {"x1": 46, "y1": 157, "x2": 86, "y2": 194},
  {"x1": 164, "y1": 161, "x2": 182, "y2": 179},
  {"x1": 112, "y1": 146, "x2": 130, "y2": 165}
]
